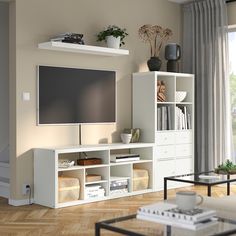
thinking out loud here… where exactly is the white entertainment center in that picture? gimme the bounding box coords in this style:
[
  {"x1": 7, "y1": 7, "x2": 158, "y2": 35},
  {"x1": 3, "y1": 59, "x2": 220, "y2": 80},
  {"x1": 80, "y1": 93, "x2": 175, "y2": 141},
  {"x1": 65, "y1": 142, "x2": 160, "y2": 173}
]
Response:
[
  {"x1": 34, "y1": 43, "x2": 194, "y2": 208},
  {"x1": 34, "y1": 143, "x2": 154, "y2": 208}
]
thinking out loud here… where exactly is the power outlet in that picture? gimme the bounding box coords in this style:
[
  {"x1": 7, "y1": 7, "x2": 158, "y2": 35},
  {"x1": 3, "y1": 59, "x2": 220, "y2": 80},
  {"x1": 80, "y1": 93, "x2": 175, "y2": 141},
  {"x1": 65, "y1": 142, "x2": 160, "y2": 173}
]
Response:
[{"x1": 22, "y1": 184, "x2": 30, "y2": 195}]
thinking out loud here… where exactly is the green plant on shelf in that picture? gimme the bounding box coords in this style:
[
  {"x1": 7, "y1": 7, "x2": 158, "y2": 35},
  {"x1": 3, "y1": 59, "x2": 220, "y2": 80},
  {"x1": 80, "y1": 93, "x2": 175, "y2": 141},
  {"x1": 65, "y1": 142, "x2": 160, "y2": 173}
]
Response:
[
  {"x1": 97, "y1": 25, "x2": 128, "y2": 46},
  {"x1": 215, "y1": 159, "x2": 236, "y2": 174}
]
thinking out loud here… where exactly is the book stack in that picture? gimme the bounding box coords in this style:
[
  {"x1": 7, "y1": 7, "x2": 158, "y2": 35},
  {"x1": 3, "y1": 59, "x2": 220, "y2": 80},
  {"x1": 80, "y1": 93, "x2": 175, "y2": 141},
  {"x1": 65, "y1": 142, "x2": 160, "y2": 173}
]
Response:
[
  {"x1": 51, "y1": 32, "x2": 85, "y2": 44},
  {"x1": 175, "y1": 106, "x2": 191, "y2": 130},
  {"x1": 84, "y1": 185, "x2": 105, "y2": 199},
  {"x1": 110, "y1": 154, "x2": 140, "y2": 163},
  {"x1": 157, "y1": 106, "x2": 172, "y2": 130},
  {"x1": 110, "y1": 177, "x2": 129, "y2": 196},
  {"x1": 137, "y1": 202, "x2": 217, "y2": 230}
]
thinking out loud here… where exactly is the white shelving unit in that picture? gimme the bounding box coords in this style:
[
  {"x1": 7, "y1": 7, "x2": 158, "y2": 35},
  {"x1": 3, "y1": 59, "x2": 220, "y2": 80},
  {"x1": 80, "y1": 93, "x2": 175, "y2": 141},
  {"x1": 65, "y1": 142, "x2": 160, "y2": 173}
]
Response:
[
  {"x1": 38, "y1": 41, "x2": 129, "y2": 56},
  {"x1": 34, "y1": 143, "x2": 154, "y2": 208},
  {"x1": 132, "y1": 71, "x2": 194, "y2": 191}
]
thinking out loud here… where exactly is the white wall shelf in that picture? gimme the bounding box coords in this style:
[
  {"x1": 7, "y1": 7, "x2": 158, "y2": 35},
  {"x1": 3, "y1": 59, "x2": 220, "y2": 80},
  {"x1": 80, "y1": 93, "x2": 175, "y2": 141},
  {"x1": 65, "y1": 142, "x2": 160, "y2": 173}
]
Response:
[
  {"x1": 38, "y1": 41, "x2": 129, "y2": 56},
  {"x1": 34, "y1": 142, "x2": 154, "y2": 208}
]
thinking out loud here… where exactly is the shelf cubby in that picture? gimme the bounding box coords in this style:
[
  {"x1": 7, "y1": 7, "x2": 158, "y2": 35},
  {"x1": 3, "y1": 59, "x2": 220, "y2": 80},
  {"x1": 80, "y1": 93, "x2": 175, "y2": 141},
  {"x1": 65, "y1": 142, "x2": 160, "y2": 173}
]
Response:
[{"x1": 157, "y1": 75, "x2": 175, "y2": 103}]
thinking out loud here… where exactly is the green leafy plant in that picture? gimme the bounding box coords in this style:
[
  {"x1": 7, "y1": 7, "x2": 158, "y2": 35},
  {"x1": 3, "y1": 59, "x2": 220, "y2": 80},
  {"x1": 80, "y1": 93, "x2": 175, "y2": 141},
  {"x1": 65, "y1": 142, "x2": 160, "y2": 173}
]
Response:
[
  {"x1": 97, "y1": 25, "x2": 128, "y2": 46},
  {"x1": 215, "y1": 159, "x2": 236, "y2": 174}
]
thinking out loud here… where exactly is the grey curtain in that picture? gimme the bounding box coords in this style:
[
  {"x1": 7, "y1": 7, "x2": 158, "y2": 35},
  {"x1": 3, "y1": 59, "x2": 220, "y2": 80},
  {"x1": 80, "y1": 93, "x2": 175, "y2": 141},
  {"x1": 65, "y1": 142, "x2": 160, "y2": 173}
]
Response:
[{"x1": 182, "y1": 0, "x2": 232, "y2": 172}]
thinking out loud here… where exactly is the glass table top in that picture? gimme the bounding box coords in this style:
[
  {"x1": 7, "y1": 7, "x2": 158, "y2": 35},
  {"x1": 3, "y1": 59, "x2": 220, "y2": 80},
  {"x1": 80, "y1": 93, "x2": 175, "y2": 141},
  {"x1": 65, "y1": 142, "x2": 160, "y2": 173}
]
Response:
[
  {"x1": 97, "y1": 214, "x2": 236, "y2": 236},
  {"x1": 165, "y1": 171, "x2": 236, "y2": 185}
]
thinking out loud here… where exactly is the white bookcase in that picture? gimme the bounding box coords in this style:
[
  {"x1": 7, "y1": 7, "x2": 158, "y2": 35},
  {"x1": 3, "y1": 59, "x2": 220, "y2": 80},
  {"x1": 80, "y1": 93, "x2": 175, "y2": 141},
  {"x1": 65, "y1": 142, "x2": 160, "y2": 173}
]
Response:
[
  {"x1": 34, "y1": 143, "x2": 154, "y2": 208},
  {"x1": 132, "y1": 71, "x2": 194, "y2": 191}
]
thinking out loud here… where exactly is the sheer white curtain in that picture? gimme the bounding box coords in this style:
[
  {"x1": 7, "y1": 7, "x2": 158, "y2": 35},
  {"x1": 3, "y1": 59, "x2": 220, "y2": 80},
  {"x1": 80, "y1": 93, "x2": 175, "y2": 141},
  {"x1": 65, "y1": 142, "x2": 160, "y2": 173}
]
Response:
[{"x1": 182, "y1": 0, "x2": 232, "y2": 172}]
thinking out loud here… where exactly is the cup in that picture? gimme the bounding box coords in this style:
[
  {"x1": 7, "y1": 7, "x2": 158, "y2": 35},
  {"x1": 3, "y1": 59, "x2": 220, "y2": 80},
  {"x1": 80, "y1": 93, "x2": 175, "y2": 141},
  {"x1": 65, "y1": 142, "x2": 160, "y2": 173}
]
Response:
[
  {"x1": 176, "y1": 191, "x2": 203, "y2": 211},
  {"x1": 120, "y1": 133, "x2": 132, "y2": 144}
]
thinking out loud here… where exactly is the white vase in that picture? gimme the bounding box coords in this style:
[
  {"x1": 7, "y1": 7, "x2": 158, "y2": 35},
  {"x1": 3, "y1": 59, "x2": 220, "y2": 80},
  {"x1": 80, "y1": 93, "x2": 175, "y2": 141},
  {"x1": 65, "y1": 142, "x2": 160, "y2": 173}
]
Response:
[{"x1": 106, "y1": 36, "x2": 120, "y2": 49}]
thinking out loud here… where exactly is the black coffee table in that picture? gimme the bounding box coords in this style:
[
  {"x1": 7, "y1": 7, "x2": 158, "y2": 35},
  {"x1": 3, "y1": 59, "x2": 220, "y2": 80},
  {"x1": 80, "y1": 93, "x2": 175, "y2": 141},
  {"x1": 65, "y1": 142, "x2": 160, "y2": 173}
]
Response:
[
  {"x1": 95, "y1": 214, "x2": 236, "y2": 236},
  {"x1": 164, "y1": 171, "x2": 236, "y2": 200}
]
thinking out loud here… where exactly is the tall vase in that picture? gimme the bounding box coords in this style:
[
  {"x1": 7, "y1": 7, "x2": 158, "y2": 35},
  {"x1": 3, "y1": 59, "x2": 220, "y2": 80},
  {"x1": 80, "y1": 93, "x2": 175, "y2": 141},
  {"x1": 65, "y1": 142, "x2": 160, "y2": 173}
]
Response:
[{"x1": 147, "y1": 57, "x2": 162, "y2": 71}]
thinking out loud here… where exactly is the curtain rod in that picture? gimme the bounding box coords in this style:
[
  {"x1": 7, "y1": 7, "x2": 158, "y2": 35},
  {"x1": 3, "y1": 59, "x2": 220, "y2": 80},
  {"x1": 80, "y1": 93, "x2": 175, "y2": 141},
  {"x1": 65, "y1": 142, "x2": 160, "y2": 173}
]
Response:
[{"x1": 226, "y1": 0, "x2": 236, "y2": 3}]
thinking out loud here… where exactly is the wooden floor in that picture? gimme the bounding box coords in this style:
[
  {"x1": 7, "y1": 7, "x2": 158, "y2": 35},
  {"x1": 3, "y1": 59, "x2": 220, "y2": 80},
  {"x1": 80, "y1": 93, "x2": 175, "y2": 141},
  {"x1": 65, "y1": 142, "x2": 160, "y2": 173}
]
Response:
[{"x1": 0, "y1": 186, "x2": 235, "y2": 236}]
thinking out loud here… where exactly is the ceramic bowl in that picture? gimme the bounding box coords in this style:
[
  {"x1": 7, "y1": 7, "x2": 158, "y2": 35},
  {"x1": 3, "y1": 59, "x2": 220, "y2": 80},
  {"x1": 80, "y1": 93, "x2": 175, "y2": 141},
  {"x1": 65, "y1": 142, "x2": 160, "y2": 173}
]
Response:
[{"x1": 176, "y1": 91, "x2": 187, "y2": 102}]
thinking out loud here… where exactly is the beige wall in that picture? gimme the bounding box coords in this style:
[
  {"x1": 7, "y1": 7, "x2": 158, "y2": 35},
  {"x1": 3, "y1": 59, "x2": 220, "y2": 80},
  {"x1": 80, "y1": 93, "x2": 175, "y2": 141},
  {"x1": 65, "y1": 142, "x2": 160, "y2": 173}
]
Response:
[
  {"x1": 11, "y1": 0, "x2": 181, "y2": 200},
  {"x1": 228, "y1": 2, "x2": 236, "y2": 25}
]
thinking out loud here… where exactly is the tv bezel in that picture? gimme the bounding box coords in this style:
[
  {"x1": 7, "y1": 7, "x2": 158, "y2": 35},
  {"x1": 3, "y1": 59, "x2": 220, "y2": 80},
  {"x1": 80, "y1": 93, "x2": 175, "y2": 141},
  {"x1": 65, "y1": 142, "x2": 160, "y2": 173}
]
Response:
[{"x1": 36, "y1": 65, "x2": 117, "y2": 126}]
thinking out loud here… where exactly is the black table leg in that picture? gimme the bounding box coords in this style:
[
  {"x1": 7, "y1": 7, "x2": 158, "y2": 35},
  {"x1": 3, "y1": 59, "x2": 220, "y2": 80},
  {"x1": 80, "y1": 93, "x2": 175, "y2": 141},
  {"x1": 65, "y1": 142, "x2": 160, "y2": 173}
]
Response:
[
  {"x1": 227, "y1": 174, "x2": 230, "y2": 196},
  {"x1": 207, "y1": 185, "x2": 211, "y2": 196},
  {"x1": 164, "y1": 178, "x2": 167, "y2": 200},
  {"x1": 95, "y1": 223, "x2": 100, "y2": 236}
]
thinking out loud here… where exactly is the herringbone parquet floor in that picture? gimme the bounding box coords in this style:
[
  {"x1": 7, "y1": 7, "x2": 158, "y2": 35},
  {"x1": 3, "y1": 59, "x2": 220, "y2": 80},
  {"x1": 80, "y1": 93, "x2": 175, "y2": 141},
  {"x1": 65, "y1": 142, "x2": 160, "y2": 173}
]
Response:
[{"x1": 0, "y1": 185, "x2": 235, "y2": 236}]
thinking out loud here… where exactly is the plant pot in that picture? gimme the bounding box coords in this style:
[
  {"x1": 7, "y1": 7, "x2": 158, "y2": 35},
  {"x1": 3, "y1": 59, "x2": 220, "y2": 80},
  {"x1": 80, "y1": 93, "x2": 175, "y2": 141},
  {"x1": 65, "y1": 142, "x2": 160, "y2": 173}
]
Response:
[
  {"x1": 106, "y1": 36, "x2": 120, "y2": 49},
  {"x1": 147, "y1": 57, "x2": 162, "y2": 71}
]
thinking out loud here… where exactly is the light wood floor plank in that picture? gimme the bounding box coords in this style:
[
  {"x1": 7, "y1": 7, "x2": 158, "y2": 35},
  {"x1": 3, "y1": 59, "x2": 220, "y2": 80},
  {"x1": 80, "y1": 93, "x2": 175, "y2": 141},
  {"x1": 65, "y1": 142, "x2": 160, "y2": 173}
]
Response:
[{"x1": 0, "y1": 185, "x2": 235, "y2": 235}]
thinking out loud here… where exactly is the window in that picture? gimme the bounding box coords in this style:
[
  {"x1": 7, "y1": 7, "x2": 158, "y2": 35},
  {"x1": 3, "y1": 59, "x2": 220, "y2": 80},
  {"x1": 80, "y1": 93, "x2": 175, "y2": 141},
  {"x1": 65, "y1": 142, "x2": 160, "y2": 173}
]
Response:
[{"x1": 229, "y1": 28, "x2": 236, "y2": 160}]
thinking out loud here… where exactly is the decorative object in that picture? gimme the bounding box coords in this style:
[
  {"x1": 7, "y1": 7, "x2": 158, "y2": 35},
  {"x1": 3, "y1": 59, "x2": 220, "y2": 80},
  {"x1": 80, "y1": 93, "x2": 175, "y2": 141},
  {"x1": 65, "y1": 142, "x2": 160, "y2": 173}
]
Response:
[
  {"x1": 51, "y1": 32, "x2": 85, "y2": 44},
  {"x1": 97, "y1": 25, "x2": 128, "y2": 49},
  {"x1": 77, "y1": 158, "x2": 102, "y2": 165},
  {"x1": 176, "y1": 191, "x2": 203, "y2": 211},
  {"x1": 123, "y1": 128, "x2": 141, "y2": 143},
  {"x1": 58, "y1": 176, "x2": 80, "y2": 203},
  {"x1": 133, "y1": 168, "x2": 149, "y2": 191},
  {"x1": 138, "y1": 24, "x2": 173, "y2": 71},
  {"x1": 165, "y1": 43, "x2": 181, "y2": 72},
  {"x1": 157, "y1": 80, "x2": 166, "y2": 102},
  {"x1": 175, "y1": 91, "x2": 187, "y2": 102},
  {"x1": 120, "y1": 133, "x2": 132, "y2": 144},
  {"x1": 86, "y1": 174, "x2": 102, "y2": 182},
  {"x1": 215, "y1": 160, "x2": 236, "y2": 174}
]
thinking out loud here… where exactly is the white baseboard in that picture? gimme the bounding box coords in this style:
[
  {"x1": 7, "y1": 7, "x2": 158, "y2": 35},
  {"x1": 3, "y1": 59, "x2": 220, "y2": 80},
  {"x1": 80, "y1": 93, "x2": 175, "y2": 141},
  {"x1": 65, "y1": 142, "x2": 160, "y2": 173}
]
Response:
[{"x1": 8, "y1": 198, "x2": 34, "y2": 206}]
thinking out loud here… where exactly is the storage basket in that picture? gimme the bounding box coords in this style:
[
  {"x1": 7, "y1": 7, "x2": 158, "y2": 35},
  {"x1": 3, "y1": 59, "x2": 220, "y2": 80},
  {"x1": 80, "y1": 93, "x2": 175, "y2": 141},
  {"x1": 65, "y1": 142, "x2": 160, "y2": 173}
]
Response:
[
  {"x1": 58, "y1": 177, "x2": 80, "y2": 203},
  {"x1": 133, "y1": 169, "x2": 149, "y2": 191}
]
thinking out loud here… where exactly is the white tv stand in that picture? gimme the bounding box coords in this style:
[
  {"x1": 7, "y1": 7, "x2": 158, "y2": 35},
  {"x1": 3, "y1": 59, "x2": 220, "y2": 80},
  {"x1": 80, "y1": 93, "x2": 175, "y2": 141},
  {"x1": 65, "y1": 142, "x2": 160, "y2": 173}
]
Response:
[{"x1": 34, "y1": 143, "x2": 154, "y2": 208}]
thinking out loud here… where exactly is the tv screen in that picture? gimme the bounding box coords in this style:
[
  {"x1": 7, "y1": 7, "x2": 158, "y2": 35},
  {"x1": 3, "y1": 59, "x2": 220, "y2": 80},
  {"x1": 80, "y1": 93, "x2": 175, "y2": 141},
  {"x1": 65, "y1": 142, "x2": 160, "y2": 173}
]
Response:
[{"x1": 37, "y1": 66, "x2": 116, "y2": 124}]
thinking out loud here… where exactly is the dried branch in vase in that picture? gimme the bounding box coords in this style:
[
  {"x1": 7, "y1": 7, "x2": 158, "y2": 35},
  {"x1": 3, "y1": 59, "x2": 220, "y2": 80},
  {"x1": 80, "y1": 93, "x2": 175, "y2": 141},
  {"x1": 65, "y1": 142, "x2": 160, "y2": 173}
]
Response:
[{"x1": 138, "y1": 24, "x2": 173, "y2": 57}]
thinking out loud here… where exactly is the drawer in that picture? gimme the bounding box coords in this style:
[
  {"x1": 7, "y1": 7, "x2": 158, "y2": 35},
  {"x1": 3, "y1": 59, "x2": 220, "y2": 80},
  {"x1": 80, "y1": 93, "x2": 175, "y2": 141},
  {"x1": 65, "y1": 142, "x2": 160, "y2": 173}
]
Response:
[
  {"x1": 175, "y1": 144, "x2": 192, "y2": 157},
  {"x1": 156, "y1": 145, "x2": 175, "y2": 159},
  {"x1": 175, "y1": 130, "x2": 192, "y2": 144},
  {"x1": 156, "y1": 132, "x2": 175, "y2": 145}
]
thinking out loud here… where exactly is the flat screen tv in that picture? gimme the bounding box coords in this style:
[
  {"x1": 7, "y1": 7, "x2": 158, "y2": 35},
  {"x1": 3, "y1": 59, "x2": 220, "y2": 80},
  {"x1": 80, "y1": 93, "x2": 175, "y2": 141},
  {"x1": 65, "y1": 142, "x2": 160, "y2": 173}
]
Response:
[{"x1": 37, "y1": 66, "x2": 116, "y2": 125}]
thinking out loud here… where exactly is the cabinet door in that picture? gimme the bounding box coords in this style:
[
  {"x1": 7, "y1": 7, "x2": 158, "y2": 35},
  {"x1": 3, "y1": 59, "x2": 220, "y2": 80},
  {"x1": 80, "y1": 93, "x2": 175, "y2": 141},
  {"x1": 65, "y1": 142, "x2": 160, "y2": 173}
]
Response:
[
  {"x1": 156, "y1": 159, "x2": 175, "y2": 190},
  {"x1": 175, "y1": 157, "x2": 193, "y2": 188}
]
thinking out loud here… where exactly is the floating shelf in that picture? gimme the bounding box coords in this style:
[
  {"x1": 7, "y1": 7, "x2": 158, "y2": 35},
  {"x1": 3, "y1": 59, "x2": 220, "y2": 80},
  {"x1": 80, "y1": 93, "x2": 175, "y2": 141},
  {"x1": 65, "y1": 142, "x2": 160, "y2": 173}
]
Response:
[{"x1": 38, "y1": 41, "x2": 129, "y2": 56}]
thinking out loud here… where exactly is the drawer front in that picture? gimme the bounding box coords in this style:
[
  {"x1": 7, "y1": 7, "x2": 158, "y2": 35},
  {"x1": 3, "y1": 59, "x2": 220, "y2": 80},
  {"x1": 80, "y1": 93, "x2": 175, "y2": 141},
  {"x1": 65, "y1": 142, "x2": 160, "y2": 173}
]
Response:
[
  {"x1": 175, "y1": 144, "x2": 192, "y2": 157},
  {"x1": 175, "y1": 157, "x2": 193, "y2": 175},
  {"x1": 175, "y1": 131, "x2": 192, "y2": 144},
  {"x1": 156, "y1": 145, "x2": 175, "y2": 159},
  {"x1": 156, "y1": 132, "x2": 175, "y2": 146}
]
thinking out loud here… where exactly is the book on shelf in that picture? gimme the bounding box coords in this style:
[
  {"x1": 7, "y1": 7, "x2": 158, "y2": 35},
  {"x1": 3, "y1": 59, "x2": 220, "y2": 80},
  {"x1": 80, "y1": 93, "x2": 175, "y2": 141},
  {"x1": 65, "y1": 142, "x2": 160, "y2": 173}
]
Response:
[
  {"x1": 176, "y1": 106, "x2": 191, "y2": 130},
  {"x1": 158, "y1": 106, "x2": 172, "y2": 131},
  {"x1": 110, "y1": 154, "x2": 140, "y2": 163},
  {"x1": 137, "y1": 202, "x2": 217, "y2": 230}
]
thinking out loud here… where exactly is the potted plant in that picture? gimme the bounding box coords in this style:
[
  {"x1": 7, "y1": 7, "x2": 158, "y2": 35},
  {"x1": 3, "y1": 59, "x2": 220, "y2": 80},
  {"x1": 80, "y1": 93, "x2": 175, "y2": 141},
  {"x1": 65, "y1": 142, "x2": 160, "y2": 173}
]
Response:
[
  {"x1": 138, "y1": 24, "x2": 173, "y2": 71},
  {"x1": 215, "y1": 160, "x2": 236, "y2": 174},
  {"x1": 97, "y1": 25, "x2": 128, "y2": 49}
]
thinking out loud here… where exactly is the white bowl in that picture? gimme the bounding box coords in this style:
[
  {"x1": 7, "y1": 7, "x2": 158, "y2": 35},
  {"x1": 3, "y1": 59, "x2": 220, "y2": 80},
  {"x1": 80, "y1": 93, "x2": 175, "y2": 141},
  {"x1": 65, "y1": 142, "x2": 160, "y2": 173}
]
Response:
[
  {"x1": 120, "y1": 133, "x2": 132, "y2": 144},
  {"x1": 176, "y1": 91, "x2": 187, "y2": 102}
]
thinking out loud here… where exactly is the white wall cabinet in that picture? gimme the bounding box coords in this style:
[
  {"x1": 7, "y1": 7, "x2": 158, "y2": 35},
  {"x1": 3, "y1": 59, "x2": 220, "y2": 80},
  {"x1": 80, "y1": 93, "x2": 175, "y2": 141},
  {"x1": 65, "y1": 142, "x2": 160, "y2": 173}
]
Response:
[
  {"x1": 132, "y1": 72, "x2": 194, "y2": 191},
  {"x1": 34, "y1": 143, "x2": 154, "y2": 208}
]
